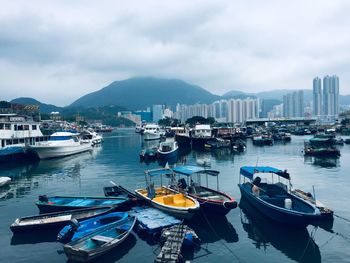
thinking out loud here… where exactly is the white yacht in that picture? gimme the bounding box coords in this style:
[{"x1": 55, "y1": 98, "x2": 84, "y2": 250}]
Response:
[
  {"x1": 0, "y1": 114, "x2": 47, "y2": 160},
  {"x1": 28, "y1": 131, "x2": 92, "y2": 159},
  {"x1": 143, "y1": 124, "x2": 161, "y2": 140},
  {"x1": 81, "y1": 129, "x2": 103, "y2": 145}
]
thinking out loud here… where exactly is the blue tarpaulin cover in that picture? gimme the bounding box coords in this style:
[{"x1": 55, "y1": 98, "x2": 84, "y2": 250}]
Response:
[
  {"x1": 172, "y1": 166, "x2": 219, "y2": 176},
  {"x1": 146, "y1": 168, "x2": 172, "y2": 177},
  {"x1": 240, "y1": 166, "x2": 290, "y2": 180}
]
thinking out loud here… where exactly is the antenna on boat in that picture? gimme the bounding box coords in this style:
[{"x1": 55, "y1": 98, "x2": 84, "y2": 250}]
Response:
[{"x1": 255, "y1": 156, "x2": 259, "y2": 167}]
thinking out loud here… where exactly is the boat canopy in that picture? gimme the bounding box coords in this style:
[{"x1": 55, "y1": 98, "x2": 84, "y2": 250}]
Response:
[
  {"x1": 172, "y1": 166, "x2": 219, "y2": 176},
  {"x1": 145, "y1": 168, "x2": 172, "y2": 177},
  {"x1": 240, "y1": 166, "x2": 290, "y2": 180}
]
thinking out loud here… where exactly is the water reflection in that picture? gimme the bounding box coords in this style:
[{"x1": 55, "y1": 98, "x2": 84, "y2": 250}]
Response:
[
  {"x1": 239, "y1": 197, "x2": 321, "y2": 263},
  {"x1": 188, "y1": 213, "x2": 238, "y2": 244},
  {"x1": 0, "y1": 149, "x2": 100, "y2": 201},
  {"x1": 304, "y1": 156, "x2": 340, "y2": 168}
]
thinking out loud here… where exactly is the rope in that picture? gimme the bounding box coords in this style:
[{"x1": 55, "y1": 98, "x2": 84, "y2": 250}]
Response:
[
  {"x1": 334, "y1": 213, "x2": 350, "y2": 224},
  {"x1": 299, "y1": 226, "x2": 318, "y2": 262},
  {"x1": 200, "y1": 210, "x2": 244, "y2": 263}
]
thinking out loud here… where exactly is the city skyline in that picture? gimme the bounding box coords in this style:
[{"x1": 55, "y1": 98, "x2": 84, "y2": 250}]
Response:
[{"x1": 1, "y1": 1, "x2": 350, "y2": 106}]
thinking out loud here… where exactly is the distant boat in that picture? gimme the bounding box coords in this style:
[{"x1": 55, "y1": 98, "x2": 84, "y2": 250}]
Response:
[
  {"x1": 36, "y1": 195, "x2": 130, "y2": 213},
  {"x1": 0, "y1": 176, "x2": 11, "y2": 187},
  {"x1": 0, "y1": 114, "x2": 48, "y2": 161},
  {"x1": 173, "y1": 127, "x2": 191, "y2": 147},
  {"x1": 143, "y1": 124, "x2": 161, "y2": 140},
  {"x1": 238, "y1": 166, "x2": 322, "y2": 227},
  {"x1": 172, "y1": 166, "x2": 237, "y2": 215},
  {"x1": 204, "y1": 138, "x2": 231, "y2": 150},
  {"x1": 57, "y1": 212, "x2": 129, "y2": 243},
  {"x1": 28, "y1": 131, "x2": 92, "y2": 159},
  {"x1": 10, "y1": 207, "x2": 111, "y2": 233},
  {"x1": 134, "y1": 168, "x2": 200, "y2": 220},
  {"x1": 191, "y1": 124, "x2": 212, "y2": 149},
  {"x1": 252, "y1": 135, "x2": 273, "y2": 146},
  {"x1": 157, "y1": 139, "x2": 178, "y2": 159},
  {"x1": 81, "y1": 130, "x2": 103, "y2": 146},
  {"x1": 63, "y1": 215, "x2": 136, "y2": 262}
]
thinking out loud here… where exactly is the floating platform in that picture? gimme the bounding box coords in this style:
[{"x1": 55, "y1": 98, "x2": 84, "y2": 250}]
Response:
[{"x1": 130, "y1": 207, "x2": 181, "y2": 235}]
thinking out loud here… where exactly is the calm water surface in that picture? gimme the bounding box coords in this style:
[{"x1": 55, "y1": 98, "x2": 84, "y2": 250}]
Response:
[{"x1": 1, "y1": 129, "x2": 350, "y2": 263}]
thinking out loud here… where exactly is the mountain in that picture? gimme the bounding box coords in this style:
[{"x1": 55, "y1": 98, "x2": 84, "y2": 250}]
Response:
[
  {"x1": 70, "y1": 77, "x2": 220, "y2": 110},
  {"x1": 10, "y1": 97, "x2": 62, "y2": 114}
]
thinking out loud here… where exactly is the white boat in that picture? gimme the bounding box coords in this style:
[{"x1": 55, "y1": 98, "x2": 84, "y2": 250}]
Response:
[
  {"x1": 157, "y1": 139, "x2": 179, "y2": 159},
  {"x1": 81, "y1": 130, "x2": 103, "y2": 145},
  {"x1": 0, "y1": 177, "x2": 11, "y2": 187},
  {"x1": 28, "y1": 132, "x2": 92, "y2": 159},
  {"x1": 143, "y1": 124, "x2": 161, "y2": 140},
  {"x1": 0, "y1": 114, "x2": 48, "y2": 160}
]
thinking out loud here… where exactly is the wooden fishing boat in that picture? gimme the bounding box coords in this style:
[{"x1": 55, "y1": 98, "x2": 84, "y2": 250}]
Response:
[
  {"x1": 238, "y1": 166, "x2": 322, "y2": 227},
  {"x1": 57, "y1": 212, "x2": 129, "y2": 243},
  {"x1": 36, "y1": 195, "x2": 130, "y2": 213},
  {"x1": 172, "y1": 166, "x2": 237, "y2": 215},
  {"x1": 10, "y1": 207, "x2": 111, "y2": 233},
  {"x1": 63, "y1": 215, "x2": 136, "y2": 262},
  {"x1": 134, "y1": 168, "x2": 200, "y2": 220}
]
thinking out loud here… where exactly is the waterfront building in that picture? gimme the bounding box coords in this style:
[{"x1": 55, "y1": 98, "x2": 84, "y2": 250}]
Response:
[
  {"x1": 283, "y1": 91, "x2": 304, "y2": 118},
  {"x1": 152, "y1": 105, "x2": 164, "y2": 123},
  {"x1": 323, "y1": 75, "x2": 339, "y2": 117},
  {"x1": 313, "y1": 77, "x2": 322, "y2": 116}
]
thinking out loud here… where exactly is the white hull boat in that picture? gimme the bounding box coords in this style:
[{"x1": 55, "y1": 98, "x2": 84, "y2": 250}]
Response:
[
  {"x1": 29, "y1": 132, "x2": 92, "y2": 159},
  {"x1": 0, "y1": 176, "x2": 11, "y2": 187}
]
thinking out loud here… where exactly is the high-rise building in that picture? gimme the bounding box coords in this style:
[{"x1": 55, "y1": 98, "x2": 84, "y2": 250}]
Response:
[
  {"x1": 283, "y1": 90, "x2": 304, "y2": 118},
  {"x1": 152, "y1": 105, "x2": 164, "y2": 123},
  {"x1": 313, "y1": 77, "x2": 322, "y2": 116},
  {"x1": 323, "y1": 75, "x2": 339, "y2": 116}
]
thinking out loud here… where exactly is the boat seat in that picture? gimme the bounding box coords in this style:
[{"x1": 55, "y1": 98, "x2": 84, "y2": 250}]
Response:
[
  {"x1": 91, "y1": 235, "x2": 114, "y2": 243},
  {"x1": 163, "y1": 195, "x2": 174, "y2": 205}
]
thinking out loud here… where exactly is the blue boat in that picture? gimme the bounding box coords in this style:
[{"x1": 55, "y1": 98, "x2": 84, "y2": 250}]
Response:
[
  {"x1": 36, "y1": 195, "x2": 130, "y2": 213},
  {"x1": 157, "y1": 139, "x2": 178, "y2": 159},
  {"x1": 238, "y1": 166, "x2": 322, "y2": 227},
  {"x1": 57, "y1": 212, "x2": 129, "y2": 243},
  {"x1": 63, "y1": 215, "x2": 136, "y2": 262}
]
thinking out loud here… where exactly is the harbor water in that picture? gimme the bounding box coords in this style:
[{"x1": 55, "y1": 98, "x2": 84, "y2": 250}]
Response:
[{"x1": 1, "y1": 128, "x2": 350, "y2": 263}]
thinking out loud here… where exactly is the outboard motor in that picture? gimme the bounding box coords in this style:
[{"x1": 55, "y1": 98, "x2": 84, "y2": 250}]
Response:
[
  {"x1": 57, "y1": 218, "x2": 80, "y2": 243},
  {"x1": 38, "y1": 195, "x2": 48, "y2": 202}
]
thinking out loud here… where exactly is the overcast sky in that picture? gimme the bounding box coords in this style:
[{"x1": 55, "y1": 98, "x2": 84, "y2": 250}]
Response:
[{"x1": 1, "y1": 0, "x2": 349, "y2": 106}]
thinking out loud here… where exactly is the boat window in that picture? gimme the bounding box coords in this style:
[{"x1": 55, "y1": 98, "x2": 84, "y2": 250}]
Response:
[
  {"x1": 73, "y1": 136, "x2": 79, "y2": 142},
  {"x1": 14, "y1": 125, "x2": 18, "y2": 131},
  {"x1": 32, "y1": 125, "x2": 37, "y2": 130},
  {"x1": 13, "y1": 139, "x2": 19, "y2": 144},
  {"x1": 6, "y1": 139, "x2": 12, "y2": 145},
  {"x1": 17, "y1": 125, "x2": 24, "y2": 131},
  {"x1": 19, "y1": 139, "x2": 24, "y2": 143},
  {"x1": 0, "y1": 123, "x2": 4, "y2": 129},
  {"x1": 49, "y1": 136, "x2": 71, "y2": 141},
  {"x1": 5, "y1": 124, "x2": 11, "y2": 130},
  {"x1": 1, "y1": 140, "x2": 4, "y2": 148},
  {"x1": 24, "y1": 125, "x2": 29, "y2": 130}
]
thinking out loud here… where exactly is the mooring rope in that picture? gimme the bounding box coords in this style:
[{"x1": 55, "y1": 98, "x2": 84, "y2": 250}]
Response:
[
  {"x1": 299, "y1": 226, "x2": 318, "y2": 262},
  {"x1": 334, "y1": 213, "x2": 350, "y2": 224},
  {"x1": 200, "y1": 210, "x2": 244, "y2": 263}
]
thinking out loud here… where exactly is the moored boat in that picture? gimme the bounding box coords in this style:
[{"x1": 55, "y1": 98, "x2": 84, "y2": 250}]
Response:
[
  {"x1": 238, "y1": 166, "x2": 322, "y2": 227},
  {"x1": 157, "y1": 139, "x2": 178, "y2": 159},
  {"x1": 28, "y1": 131, "x2": 92, "y2": 159},
  {"x1": 57, "y1": 212, "x2": 129, "y2": 243},
  {"x1": 10, "y1": 207, "x2": 111, "y2": 233},
  {"x1": 36, "y1": 195, "x2": 130, "y2": 213},
  {"x1": 191, "y1": 124, "x2": 212, "y2": 149},
  {"x1": 0, "y1": 176, "x2": 11, "y2": 187},
  {"x1": 143, "y1": 124, "x2": 161, "y2": 140},
  {"x1": 172, "y1": 166, "x2": 237, "y2": 215},
  {"x1": 63, "y1": 215, "x2": 136, "y2": 262},
  {"x1": 134, "y1": 168, "x2": 200, "y2": 220}
]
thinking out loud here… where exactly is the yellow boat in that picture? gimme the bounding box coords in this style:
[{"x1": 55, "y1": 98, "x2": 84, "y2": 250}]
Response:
[{"x1": 135, "y1": 169, "x2": 200, "y2": 219}]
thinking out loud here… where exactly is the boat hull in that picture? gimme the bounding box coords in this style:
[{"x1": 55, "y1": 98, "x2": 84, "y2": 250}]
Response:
[
  {"x1": 157, "y1": 147, "x2": 178, "y2": 159},
  {"x1": 64, "y1": 216, "x2": 136, "y2": 262},
  {"x1": 238, "y1": 184, "x2": 320, "y2": 227},
  {"x1": 10, "y1": 207, "x2": 111, "y2": 233},
  {"x1": 29, "y1": 144, "x2": 92, "y2": 159},
  {"x1": 134, "y1": 188, "x2": 199, "y2": 220},
  {"x1": 175, "y1": 134, "x2": 191, "y2": 146},
  {"x1": 36, "y1": 196, "x2": 130, "y2": 213},
  {"x1": 143, "y1": 133, "x2": 161, "y2": 140}
]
